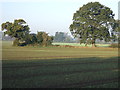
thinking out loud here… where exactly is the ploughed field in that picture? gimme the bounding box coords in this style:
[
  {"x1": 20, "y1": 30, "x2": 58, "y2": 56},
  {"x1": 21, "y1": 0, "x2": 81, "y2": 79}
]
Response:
[{"x1": 2, "y1": 41, "x2": 119, "y2": 88}]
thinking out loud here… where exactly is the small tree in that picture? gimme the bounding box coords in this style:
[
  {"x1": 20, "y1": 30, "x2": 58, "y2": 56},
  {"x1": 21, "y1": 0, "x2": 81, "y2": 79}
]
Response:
[
  {"x1": 36, "y1": 32, "x2": 44, "y2": 45},
  {"x1": 41, "y1": 32, "x2": 52, "y2": 46},
  {"x1": 69, "y1": 2, "x2": 115, "y2": 47},
  {"x1": 36, "y1": 32, "x2": 53, "y2": 46}
]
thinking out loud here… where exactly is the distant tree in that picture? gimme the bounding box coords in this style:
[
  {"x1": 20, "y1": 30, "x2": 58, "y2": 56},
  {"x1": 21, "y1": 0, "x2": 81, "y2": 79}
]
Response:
[
  {"x1": 69, "y1": 2, "x2": 115, "y2": 47},
  {"x1": 54, "y1": 32, "x2": 74, "y2": 43},
  {"x1": 111, "y1": 20, "x2": 120, "y2": 42},
  {"x1": 1, "y1": 19, "x2": 30, "y2": 46},
  {"x1": 54, "y1": 32, "x2": 66, "y2": 42},
  {"x1": 64, "y1": 35, "x2": 73, "y2": 43}
]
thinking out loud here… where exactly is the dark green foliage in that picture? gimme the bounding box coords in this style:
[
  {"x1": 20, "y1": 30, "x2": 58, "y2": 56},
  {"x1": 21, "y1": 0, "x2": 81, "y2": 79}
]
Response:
[
  {"x1": 25, "y1": 32, "x2": 53, "y2": 46},
  {"x1": 42, "y1": 32, "x2": 49, "y2": 46},
  {"x1": 1, "y1": 19, "x2": 30, "y2": 46},
  {"x1": 2, "y1": 57, "x2": 118, "y2": 88},
  {"x1": 29, "y1": 33, "x2": 37, "y2": 45},
  {"x1": 70, "y1": 2, "x2": 115, "y2": 47},
  {"x1": 23, "y1": 34, "x2": 32, "y2": 45},
  {"x1": 37, "y1": 32, "x2": 44, "y2": 45},
  {"x1": 47, "y1": 36, "x2": 54, "y2": 45},
  {"x1": 1, "y1": 19, "x2": 53, "y2": 47},
  {"x1": 112, "y1": 20, "x2": 120, "y2": 32},
  {"x1": 41, "y1": 32, "x2": 53, "y2": 46},
  {"x1": 111, "y1": 20, "x2": 120, "y2": 42},
  {"x1": 2, "y1": 19, "x2": 30, "y2": 40}
]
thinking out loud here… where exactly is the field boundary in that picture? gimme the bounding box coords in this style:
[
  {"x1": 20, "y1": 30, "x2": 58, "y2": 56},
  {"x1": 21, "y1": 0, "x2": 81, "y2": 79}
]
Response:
[{"x1": 52, "y1": 44, "x2": 118, "y2": 49}]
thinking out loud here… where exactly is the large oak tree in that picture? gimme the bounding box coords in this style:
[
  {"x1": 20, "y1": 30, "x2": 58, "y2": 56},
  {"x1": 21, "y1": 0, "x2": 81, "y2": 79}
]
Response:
[{"x1": 69, "y1": 2, "x2": 115, "y2": 47}]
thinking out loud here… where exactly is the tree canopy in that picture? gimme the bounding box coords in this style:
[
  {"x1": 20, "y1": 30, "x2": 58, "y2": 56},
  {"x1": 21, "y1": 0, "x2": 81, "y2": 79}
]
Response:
[
  {"x1": 69, "y1": 2, "x2": 115, "y2": 46},
  {"x1": 2, "y1": 19, "x2": 30, "y2": 46},
  {"x1": 1, "y1": 19, "x2": 53, "y2": 46}
]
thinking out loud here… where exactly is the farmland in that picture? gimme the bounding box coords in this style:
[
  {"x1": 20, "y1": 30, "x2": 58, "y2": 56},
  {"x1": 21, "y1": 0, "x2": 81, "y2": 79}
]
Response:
[
  {"x1": 2, "y1": 41, "x2": 119, "y2": 88},
  {"x1": 2, "y1": 41, "x2": 118, "y2": 60}
]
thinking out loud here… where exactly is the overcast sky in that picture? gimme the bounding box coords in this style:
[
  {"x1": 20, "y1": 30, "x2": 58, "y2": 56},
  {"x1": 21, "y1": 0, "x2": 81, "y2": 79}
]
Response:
[{"x1": 0, "y1": 0, "x2": 119, "y2": 36}]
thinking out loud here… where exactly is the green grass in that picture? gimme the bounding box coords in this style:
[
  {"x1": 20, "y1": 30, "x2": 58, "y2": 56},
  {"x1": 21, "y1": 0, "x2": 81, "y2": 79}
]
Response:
[
  {"x1": 2, "y1": 41, "x2": 118, "y2": 60},
  {"x1": 2, "y1": 57, "x2": 119, "y2": 88},
  {"x1": 2, "y1": 41, "x2": 119, "y2": 88},
  {"x1": 82, "y1": 82, "x2": 119, "y2": 88}
]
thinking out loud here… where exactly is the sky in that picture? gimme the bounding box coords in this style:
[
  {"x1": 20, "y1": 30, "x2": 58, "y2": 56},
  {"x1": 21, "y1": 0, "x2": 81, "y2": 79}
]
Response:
[{"x1": 0, "y1": 0, "x2": 119, "y2": 36}]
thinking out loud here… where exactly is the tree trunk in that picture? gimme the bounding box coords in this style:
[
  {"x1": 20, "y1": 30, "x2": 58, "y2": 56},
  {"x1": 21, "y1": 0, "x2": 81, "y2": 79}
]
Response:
[
  {"x1": 92, "y1": 43, "x2": 96, "y2": 47},
  {"x1": 13, "y1": 38, "x2": 19, "y2": 46},
  {"x1": 85, "y1": 42, "x2": 88, "y2": 46},
  {"x1": 91, "y1": 39, "x2": 96, "y2": 47}
]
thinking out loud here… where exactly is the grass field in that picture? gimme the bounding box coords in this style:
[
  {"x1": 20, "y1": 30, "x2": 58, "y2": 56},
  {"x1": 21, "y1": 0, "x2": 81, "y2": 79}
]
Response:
[
  {"x1": 2, "y1": 41, "x2": 118, "y2": 60},
  {"x1": 2, "y1": 41, "x2": 119, "y2": 88}
]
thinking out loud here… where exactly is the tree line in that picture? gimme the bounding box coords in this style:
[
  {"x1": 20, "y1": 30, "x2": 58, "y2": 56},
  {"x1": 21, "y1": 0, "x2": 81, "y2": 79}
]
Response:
[
  {"x1": 1, "y1": 19, "x2": 53, "y2": 46},
  {"x1": 1, "y1": 2, "x2": 120, "y2": 47}
]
